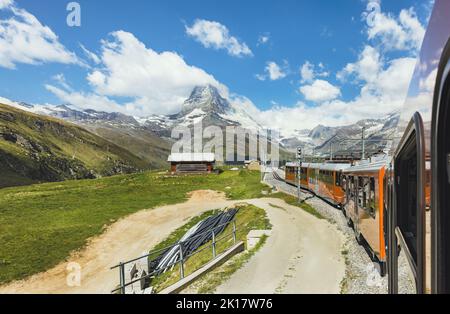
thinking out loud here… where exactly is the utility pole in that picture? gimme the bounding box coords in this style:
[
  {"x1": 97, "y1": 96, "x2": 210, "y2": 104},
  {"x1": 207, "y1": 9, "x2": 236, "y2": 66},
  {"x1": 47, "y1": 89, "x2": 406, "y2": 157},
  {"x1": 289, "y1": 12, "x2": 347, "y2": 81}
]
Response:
[
  {"x1": 296, "y1": 147, "x2": 302, "y2": 204},
  {"x1": 361, "y1": 127, "x2": 366, "y2": 160}
]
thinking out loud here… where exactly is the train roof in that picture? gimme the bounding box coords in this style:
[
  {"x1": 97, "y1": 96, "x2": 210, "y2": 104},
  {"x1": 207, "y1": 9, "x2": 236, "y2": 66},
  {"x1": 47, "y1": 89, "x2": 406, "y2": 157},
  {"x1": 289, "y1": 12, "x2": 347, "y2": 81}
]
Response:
[
  {"x1": 304, "y1": 163, "x2": 351, "y2": 171},
  {"x1": 285, "y1": 162, "x2": 351, "y2": 171},
  {"x1": 342, "y1": 155, "x2": 391, "y2": 174}
]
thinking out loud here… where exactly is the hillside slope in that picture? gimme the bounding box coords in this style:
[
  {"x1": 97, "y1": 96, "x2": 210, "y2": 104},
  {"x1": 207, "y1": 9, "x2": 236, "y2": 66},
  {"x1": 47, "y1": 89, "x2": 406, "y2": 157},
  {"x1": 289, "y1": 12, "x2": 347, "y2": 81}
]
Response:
[
  {"x1": 82, "y1": 124, "x2": 171, "y2": 169},
  {"x1": 0, "y1": 103, "x2": 150, "y2": 188}
]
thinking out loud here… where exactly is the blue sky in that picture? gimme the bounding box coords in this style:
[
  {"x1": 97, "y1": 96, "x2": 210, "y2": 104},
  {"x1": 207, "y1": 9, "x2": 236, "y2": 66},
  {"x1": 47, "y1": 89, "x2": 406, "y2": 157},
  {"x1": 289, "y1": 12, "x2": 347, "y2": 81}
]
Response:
[{"x1": 0, "y1": 0, "x2": 435, "y2": 133}]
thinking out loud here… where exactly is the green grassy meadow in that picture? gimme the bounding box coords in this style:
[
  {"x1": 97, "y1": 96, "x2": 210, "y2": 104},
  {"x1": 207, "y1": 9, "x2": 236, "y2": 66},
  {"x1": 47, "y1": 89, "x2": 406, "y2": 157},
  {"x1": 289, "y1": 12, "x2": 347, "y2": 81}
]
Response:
[{"x1": 0, "y1": 169, "x2": 269, "y2": 284}]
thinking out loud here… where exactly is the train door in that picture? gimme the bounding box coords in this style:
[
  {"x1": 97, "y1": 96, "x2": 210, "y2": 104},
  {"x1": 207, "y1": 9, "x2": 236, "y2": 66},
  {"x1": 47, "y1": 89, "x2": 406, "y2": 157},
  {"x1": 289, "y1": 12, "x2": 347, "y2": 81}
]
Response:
[
  {"x1": 315, "y1": 168, "x2": 320, "y2": 194},
  {"x1": 345, "y1": 176, "x2": 357, "y2": 226},
  {"x1": 389, "y1": 112, "x2": 427, "y2": 294},
  {"x1": 431, "y1": 45, "x2": 450, "y2": 293}
]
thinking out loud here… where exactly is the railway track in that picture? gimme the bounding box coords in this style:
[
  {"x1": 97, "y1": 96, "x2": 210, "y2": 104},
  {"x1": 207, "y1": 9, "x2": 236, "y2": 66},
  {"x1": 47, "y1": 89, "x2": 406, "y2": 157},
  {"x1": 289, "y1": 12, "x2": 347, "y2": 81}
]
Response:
[{"x1": 270, "y1": 170, "x2": 321, "y2": 203}]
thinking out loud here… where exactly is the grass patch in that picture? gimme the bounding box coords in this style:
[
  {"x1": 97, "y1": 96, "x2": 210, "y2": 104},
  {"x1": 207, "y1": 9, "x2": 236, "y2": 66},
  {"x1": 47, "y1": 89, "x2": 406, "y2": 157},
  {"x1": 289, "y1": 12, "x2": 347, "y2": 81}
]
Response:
[
  {"x1": 0, "y1": 169, "x2": 269, "y2": 284},
  {"x1": 269, "y1": 192, "x2": 325, "y2": 220},
  {"x1": 149, "y1": 204, "x2": 271, "y2": 293}
]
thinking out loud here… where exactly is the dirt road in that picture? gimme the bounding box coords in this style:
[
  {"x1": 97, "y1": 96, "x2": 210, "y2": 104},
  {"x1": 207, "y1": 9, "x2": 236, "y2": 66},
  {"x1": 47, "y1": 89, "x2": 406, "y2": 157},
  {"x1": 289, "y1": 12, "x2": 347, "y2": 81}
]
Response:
[
  {"x1": 0, "y1": 190, "x2": 234, "y2": 294},
  {"x1": 0, "y1": 191, "x2": 346, "y2": 294},
  {"x1": 215, "y1": 198, "x2": 345, "y2": 294}
]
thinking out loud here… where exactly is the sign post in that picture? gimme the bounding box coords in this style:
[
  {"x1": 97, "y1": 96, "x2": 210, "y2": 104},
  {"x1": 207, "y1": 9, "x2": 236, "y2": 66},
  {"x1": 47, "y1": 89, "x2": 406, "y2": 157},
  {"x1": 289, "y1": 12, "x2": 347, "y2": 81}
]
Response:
[{"x1": 296, "y1": 147, "x2": 302, "y2": 204}]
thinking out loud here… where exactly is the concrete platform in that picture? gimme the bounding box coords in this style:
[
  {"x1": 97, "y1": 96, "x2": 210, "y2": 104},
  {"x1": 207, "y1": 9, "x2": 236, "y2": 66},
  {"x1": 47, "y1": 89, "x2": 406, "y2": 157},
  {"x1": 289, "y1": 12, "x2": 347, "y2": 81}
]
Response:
[{"x1": 159, "y1": 241, "x2": 245, "y2": 294}]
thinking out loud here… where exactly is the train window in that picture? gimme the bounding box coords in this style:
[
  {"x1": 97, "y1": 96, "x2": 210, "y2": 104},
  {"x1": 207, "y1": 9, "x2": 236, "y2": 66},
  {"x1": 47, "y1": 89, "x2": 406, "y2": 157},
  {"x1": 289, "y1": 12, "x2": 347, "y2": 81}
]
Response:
[
  {"x1": 349, "y1": 177, "x2": 355, "y2": 198},
  {"x1": 369, "y1": 178, "x2": 376, "y2": 217},
  {"x1": 358, "y1": 178, "x2": 365, "y2": 207},
  {"x1": 357, "y1": 177, "x2": 376, "y2": 218},
  {"x1": 300, "y1": 167, "x2": 307, "y2": 181},
  {"x1": 335, "y1": 172, "x2": 341, "y2": 186},
  {"x1": 397, "y1": 137, "x2": 419, "y2": 263}
]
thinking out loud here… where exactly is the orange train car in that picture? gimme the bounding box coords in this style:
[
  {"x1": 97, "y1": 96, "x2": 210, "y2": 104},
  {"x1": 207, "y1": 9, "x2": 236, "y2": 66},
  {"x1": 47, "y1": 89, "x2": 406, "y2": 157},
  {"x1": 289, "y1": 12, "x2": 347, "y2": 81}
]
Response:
[
  {"x1": 285, "y1": 159, "x2": 389, "y2": 274},
  {"x1": 306, "y1": 163, "x2": 348, "y2": 206},
  {"x1": 284, "y1": 162, "x2": 349, "y2": 206},
  {"x1": 342, "y1": 156, "x2": 390, "y2": 275}
]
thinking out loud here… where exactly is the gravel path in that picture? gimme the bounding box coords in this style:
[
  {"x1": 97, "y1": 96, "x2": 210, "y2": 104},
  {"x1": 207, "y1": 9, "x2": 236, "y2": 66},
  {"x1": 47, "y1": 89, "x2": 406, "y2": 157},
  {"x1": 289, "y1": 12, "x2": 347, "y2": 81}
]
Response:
[
  {"x1": 214, "y1": 198, "x2": 345, "y2": 294},
  {"x1": 265, "y1": 170, "x2": 389, "y2": 294}
]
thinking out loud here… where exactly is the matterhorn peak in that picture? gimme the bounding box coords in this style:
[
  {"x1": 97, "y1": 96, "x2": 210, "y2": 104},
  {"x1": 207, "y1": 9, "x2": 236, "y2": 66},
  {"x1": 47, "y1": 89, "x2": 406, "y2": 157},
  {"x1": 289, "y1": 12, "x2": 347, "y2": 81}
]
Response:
[{"x1": 182, "y1": 84, "x2": 231, "y2": 114}]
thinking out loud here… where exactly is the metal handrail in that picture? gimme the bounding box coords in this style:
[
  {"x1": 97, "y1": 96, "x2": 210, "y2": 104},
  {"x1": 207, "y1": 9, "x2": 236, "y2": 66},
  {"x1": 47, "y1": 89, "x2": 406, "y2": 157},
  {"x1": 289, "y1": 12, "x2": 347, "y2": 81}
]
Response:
[
  {"x1": 111, "y1": 220, "x2": 251, "y2": 294},
  {"x1": 111, "y1": 219, "x2": 241, "y2": 270}
]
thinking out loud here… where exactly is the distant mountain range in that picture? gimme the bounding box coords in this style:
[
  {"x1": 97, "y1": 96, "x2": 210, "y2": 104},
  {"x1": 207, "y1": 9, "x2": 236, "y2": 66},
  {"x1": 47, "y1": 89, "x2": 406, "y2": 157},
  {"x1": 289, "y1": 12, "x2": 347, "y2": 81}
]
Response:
[
  {"x1": 0, "y1": 84, "x2": 400, "y2": 187},
  {"x1": 0, "y1": 103, "x2": 151, "y2": 188},
  {"x1": 280, "y1": 111, "x2": 400, "y2": 158}
]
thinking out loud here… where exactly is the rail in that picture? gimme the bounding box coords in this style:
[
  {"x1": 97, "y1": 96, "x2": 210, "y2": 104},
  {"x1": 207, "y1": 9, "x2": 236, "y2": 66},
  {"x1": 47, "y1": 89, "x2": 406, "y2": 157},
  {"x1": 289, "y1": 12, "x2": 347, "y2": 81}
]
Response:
[{"x1": 111, "y1": 219, "x2": 250, "y2": 294}]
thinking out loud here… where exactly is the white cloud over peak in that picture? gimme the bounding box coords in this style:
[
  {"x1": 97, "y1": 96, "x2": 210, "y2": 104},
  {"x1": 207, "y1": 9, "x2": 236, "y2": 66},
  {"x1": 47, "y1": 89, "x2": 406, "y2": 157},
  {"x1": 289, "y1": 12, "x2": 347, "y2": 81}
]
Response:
[
  {"x1": 45, "y1": 84, "x2": 124, "y2": 113},
  {"x1": 0, "y1": 1, "x2": 80, "y2": 69},
  {"x1": 186, "y1": 19, "x2": 252, "y2": 57},
  {"x1": 48, "y1": 30, "x2": 228, "y2": 116},
  {"x1": 299, "y1": 79, "x2": 341, "y2": 103}
]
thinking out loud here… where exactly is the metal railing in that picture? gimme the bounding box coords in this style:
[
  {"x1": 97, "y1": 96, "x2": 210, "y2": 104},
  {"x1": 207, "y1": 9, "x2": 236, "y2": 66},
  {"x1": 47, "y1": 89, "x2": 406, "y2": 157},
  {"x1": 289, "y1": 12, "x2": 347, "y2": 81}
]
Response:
[{"x1": 110, "y1": 219, "x2": 247, "y2": 294}]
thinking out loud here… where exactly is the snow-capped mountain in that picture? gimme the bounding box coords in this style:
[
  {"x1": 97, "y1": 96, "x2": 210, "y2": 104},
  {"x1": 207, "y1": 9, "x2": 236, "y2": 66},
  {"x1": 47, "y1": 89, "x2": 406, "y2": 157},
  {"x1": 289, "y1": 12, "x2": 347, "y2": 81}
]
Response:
[
  {"x1": 280, "y1": 111, "x2": 400, "y2": 157},
  {"x1": 1, "y1": 86, "x2": 400, "y2": 159},
  {"x1": 180, "y1": 85, "x2": 230, "y2": 115}
]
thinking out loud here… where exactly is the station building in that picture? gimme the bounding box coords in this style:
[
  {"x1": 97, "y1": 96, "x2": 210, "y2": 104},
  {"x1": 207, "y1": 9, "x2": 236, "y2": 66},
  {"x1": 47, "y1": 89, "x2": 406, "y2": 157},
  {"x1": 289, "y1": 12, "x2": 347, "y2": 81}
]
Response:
[{"x1": 168, "y1": 153, "x2": 215, "y2": 174}]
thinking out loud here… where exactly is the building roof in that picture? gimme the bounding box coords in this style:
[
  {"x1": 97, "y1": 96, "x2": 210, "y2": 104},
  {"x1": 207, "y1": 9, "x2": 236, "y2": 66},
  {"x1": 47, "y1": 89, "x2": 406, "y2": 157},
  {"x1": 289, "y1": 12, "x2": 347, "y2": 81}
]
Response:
[{"x1": 168, "y1": 153, "x2": 215, "y2": 163}]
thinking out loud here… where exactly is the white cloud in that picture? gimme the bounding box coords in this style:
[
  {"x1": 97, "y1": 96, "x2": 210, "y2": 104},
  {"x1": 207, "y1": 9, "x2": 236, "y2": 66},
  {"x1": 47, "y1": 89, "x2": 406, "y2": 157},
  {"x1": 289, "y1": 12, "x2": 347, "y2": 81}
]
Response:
[
  {"x1": 299, "y1": 79, "x2": 341, "y2": 103},
  {"x1": 257, "y1": 61, "x2": 288, "y2": 81},
  {"x1": 337, "y1": 45, "x2": 381, "y2": 83},
  {"x1": 80, "y1": 44, "x2": 100, "y2": 64},
  {"x1": 300, "y1": 61, "x2": 315, "y2": 83},
  {"x1": 52, "y1": 73, "x2": 72, "y2": 91},
  {"x1": 266, "y1": 62, "x2": 287, "y2": 80},
  {"x1": 257, "y1": 34, "x2": 270, "y2": 46},
  {"x1": 186, "y1": 19, "x2": 252, "y2": 57},
  {"x1": 45, "y1": 84, "x2": 125, "y2": 113},
  {"x1": 300, "y1": 61, "x2": 329, "y2": 83},
  {"x1": 365, "y1": 5, "x2": 425, "y2": 52},
  {"x1": 0, "y1": 0, "x2": 13, "y2": 9},
  {"x1": 0, "y1": 1, "x2": 80, "y2": 69},
  {"x1": 338, "y1": 45, "x2": 416, "y2": 99},
  {"x1": 245, "y1": 47, "x2": 417, "y2": 135},
  {"x1": 48, "y1": 30, "x2": 228, "y2": 116}
]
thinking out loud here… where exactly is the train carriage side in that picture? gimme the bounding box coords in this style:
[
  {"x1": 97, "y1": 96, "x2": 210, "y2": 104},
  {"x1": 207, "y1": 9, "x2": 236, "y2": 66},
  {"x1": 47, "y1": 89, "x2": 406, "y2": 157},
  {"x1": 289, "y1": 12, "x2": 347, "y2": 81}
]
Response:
[
  {"x1": 342, "y1": 158, "x2": 389, "y2": 271},
  {"x1": 285, "y1": 162, "x2": 316, "y2": 190},
  {"x1": 285, "y1": 162, "x2": 298, "y2": 186},
  {"x1": 315, "y1": 163, "x2": 350, "y2": 206},
  {"x1": 388, "y1": 0, "x2": 450, "y2": 294}
]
